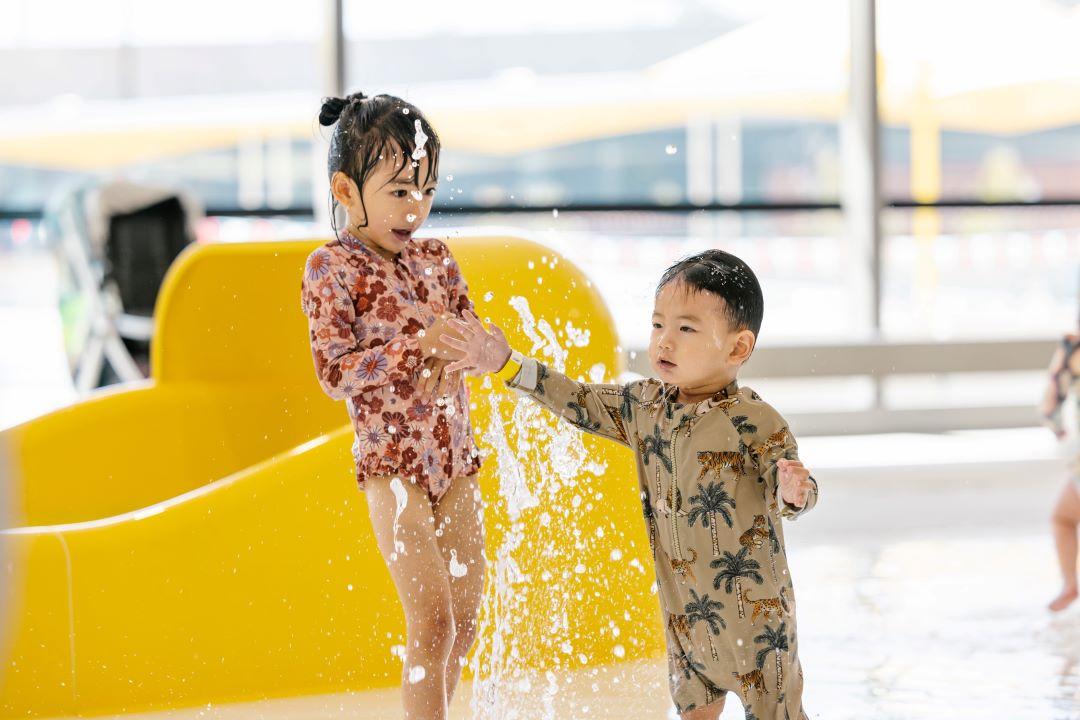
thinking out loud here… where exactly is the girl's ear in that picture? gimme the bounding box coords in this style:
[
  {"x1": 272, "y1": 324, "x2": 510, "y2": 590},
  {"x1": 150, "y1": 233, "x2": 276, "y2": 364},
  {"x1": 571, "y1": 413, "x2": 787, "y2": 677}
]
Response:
[{"x1": 330, "y1": 171, "x2": 359, "y2": 207}]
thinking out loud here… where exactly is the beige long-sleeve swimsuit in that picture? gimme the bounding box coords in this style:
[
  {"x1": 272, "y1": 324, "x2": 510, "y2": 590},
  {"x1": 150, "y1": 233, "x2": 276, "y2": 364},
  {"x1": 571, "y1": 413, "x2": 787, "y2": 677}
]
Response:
[{"x1": 506, "y1": 357, "x2": 818, "y2": 719}]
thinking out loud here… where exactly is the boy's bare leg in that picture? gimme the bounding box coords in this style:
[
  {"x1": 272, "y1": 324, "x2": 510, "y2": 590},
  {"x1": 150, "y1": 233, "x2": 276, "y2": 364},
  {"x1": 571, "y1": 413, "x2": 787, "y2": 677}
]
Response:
[
  {"x1": 1050, "y1": 482, "x2": 1080, "y2": 612},
  {"x1": 433, "y1": 472, "x2": 486, "y2": 703},
  {"x1": 367, "y1": 476, "x2": 456, "y2": 720},
  {"x1": 680, "y1": 697, "x2": 726, "y2": 720}
]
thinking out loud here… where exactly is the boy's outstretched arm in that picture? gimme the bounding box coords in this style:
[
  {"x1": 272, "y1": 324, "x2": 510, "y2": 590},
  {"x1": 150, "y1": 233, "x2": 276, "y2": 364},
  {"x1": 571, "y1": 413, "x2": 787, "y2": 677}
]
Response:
[
  {"x1": 776, "y1": 459, "x2": 818, "y2": 519},
  {"x1": 753, "y1": 422, "x2": 818, "y2": 520},
  {"x1": 441, "y1": 311, "x2": 634, "y2": 448}
]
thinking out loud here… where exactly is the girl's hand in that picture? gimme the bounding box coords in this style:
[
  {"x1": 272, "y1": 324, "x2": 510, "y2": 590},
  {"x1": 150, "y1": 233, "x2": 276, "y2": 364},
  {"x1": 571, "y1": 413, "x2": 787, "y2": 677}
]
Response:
[
  {"x1": 418, "y1": 315, "x2": 467, "y2": 360},
  {"x1": 439, "y1": 310, "x2": 511, "y2": 375},
  {"x1": 419, "y1": 357, "x2": 460, "y2": 397},
  {"x1": 777, "y1": 459, "x2": 814, "y2": 509}
]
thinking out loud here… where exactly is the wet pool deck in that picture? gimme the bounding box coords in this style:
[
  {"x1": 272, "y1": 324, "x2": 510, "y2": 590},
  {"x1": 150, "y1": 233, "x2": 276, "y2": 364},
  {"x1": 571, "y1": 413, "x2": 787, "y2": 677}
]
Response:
[{"x1": 35, "y1": 462, "x2": 1079, "y2": 720}]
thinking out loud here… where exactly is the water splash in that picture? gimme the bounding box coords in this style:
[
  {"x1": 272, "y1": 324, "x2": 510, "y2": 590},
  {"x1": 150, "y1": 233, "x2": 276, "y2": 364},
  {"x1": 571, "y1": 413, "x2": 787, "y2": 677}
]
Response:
[
  {"x1": 563, "y1": 321, "x2": 590, "y2": 348},
  {"x1": 449, "y1": 549, "x2": 469, "y2": 578},
  {"x1": 508, "y1": 295, "x2": 568, "y2": 372},
  {"x1": 412, "y1": 120, "x2": 428, "y2": 160},
  {"x1": 389, "y1": 477, "x2": 408, "y2": 558},
  {"x1": 469, "y1": 296, "x2": 609, "y2": 720}
]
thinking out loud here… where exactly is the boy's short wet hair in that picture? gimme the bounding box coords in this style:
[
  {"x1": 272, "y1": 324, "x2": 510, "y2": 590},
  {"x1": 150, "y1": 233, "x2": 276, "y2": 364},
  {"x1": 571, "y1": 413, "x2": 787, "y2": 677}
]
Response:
[
  {"x1": 656, "y1": 249, "x2": 764, "y2": 337},
  {"x1": 318, "y1": 92, "x2": 441, "y2": 235}
]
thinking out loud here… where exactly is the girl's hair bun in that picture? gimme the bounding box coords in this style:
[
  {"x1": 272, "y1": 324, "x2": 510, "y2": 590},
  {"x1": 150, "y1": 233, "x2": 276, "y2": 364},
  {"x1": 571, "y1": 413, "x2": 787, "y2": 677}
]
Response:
[{"x1": 319, "y1": 92, "x2": 368, "y2": 126}]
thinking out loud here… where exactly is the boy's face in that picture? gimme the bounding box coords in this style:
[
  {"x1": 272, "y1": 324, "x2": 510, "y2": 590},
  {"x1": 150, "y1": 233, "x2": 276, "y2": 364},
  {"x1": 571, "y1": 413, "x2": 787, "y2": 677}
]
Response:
[
  {"x1": 648, "y1": 280, "x2": 755, "y2": 392},
  {"x1": 332, "y1": 148, "x2": 437, "y2": 258}
]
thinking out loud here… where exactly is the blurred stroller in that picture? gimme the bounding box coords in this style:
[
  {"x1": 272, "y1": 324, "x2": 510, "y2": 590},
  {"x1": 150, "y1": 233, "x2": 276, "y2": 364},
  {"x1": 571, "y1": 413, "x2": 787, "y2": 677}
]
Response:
[{"x1": 42, "y1": 180, "x2": 203, "y2": 392}]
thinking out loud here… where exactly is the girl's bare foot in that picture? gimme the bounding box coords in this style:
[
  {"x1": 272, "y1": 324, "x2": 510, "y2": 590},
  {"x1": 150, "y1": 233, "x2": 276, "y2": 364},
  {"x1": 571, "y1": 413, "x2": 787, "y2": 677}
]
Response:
[{"x1": 1049, "y1": 585, "x2": 1078, "y2": 612}]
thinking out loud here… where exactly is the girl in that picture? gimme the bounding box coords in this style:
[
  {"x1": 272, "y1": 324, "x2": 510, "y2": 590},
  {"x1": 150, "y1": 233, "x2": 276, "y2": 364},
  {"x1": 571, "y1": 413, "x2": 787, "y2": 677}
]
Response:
[
  {"x1": 1042, "y1": 330, "x2": 1080, "y2": 612},
  {"x1": 301, "y1": 92, "x2": 485, "y2": 719}
]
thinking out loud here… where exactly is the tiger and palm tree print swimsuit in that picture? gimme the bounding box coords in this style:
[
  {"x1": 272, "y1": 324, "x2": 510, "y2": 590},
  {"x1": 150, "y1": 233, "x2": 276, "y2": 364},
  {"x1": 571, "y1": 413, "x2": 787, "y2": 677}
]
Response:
[{"x1": 505, "y1": 356, "x2": 818, "y2": 719}]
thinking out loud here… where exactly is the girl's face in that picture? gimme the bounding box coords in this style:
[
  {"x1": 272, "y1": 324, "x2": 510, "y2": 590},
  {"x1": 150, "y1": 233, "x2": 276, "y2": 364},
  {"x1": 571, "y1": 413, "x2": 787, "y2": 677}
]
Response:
[
  {"x1": 332, "y1": 148, "x2": 438, "y2": 259},
  {"x1": 648, "y1": 280, "x2": 755, "y2": 393}
]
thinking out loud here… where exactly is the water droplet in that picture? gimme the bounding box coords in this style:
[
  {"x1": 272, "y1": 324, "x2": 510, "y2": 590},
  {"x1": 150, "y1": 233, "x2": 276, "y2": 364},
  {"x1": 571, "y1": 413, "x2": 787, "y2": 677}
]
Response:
[
  {"x1": 406, "y1": 213, "x2": 418, "y2": 222},
  {"x1": 411, "y1": 120, "x2": 428, "y2": 160},
  {"x1": 408, "y1": 665, "x2": 427, "y2": 684},
  {"x1": 449, "y1": 549, "x2": 468, "y2": 578},
  {"x1": 390, "y1": 477, "x2": 408, "y2": 556},
  {"x1": 552, "y1": 208, "x2": 559, "y2": 218},
  {"x1": 483, "y1": 291, "x2": 494, "y2": 302},
  {"x1": 613, "y1": 645, "x2": 625, "y2": 658},
  {"x1": 665, "y1": 144, "x2": 678, "y2": 155}
]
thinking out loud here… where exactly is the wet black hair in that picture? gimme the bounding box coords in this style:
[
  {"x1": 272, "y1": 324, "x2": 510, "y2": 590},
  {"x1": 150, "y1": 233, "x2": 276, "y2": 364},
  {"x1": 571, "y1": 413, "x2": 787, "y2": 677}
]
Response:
[
  {"x1": 656, "y1": 249, "x2": 764, "y2": 338},
  {"x1": 319, "y1": 92, "x2": 441, "y2": 235}
]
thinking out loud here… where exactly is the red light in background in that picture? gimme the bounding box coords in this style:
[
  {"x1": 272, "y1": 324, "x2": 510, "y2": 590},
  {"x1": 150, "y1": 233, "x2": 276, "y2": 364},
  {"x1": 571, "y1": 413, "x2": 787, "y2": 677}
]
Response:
[{"x1": 11, "y1": 219, "x2": 33, "y2": 247}]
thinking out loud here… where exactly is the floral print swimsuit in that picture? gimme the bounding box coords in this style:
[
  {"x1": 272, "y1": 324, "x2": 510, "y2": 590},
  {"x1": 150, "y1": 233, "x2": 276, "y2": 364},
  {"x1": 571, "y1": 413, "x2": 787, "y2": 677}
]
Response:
[{"x1": 301, "y1": 231, "x2": 482, "y2": 501}]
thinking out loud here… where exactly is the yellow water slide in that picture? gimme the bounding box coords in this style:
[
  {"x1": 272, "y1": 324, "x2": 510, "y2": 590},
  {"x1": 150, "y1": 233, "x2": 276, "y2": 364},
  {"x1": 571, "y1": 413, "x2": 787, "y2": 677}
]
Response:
[{"x1": 0, "y1": 236, "x2": 663, "y2": 717}]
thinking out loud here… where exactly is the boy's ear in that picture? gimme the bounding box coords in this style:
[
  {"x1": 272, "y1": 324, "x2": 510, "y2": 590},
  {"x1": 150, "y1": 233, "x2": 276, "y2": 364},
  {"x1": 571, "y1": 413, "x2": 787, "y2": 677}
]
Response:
[
  {"x1": 330, "y1": 171, "x2": 358, "y2": 206},
  {"x1": 729, "y1": 329, "x2": 756, "y2": 365}
]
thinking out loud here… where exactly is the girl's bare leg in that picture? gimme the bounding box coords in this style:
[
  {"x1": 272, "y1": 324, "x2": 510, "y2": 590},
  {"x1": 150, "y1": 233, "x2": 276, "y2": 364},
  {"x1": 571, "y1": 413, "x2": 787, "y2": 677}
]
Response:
[
  {"x1": 367, "y1": 476, "x2": 456, "y2": 720},
  {"x1": 433, "y1": 473, "x2": 486, "y2": 703}
]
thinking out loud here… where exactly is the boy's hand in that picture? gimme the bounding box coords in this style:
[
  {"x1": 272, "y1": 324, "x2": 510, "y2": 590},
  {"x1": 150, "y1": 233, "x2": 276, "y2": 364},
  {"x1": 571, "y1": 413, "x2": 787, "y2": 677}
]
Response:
[
  {"x1": 439, "y1": 310, "x2": 511, "y2": 375},
  {"x1": 777, "y1": 459, "x2": 814, "y2": 509},
  {"x1": 418, "y1": 315, "x2": 467, "y2": 360}
]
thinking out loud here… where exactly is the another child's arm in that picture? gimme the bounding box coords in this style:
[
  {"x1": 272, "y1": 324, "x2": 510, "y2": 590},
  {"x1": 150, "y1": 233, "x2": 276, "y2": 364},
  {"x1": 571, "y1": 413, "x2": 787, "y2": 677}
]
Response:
[
  {"x1": 1042, "y1": 335, "x2": 1078, "y2": 439},
  {"x1": 441, "y1": 311, "x2": 634, "y2": 448},
  {"x1": 301, "y1": 250, "x2": 452, "y2": 401}
]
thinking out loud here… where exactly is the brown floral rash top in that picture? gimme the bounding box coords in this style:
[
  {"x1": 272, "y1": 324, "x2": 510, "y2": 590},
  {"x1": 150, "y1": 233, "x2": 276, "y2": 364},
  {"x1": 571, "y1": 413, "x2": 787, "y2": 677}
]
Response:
[{"x1": 301, "y1": 232, "x2": 481, "y2": 500}]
